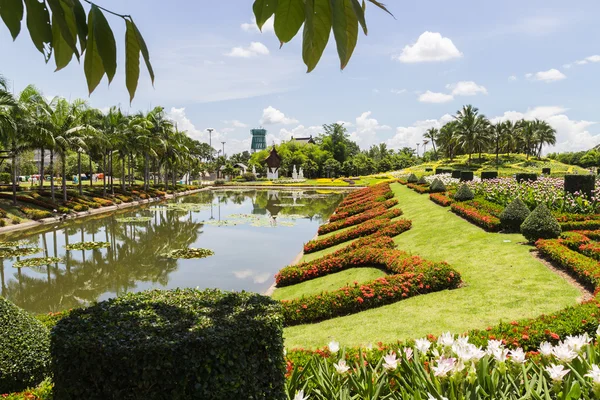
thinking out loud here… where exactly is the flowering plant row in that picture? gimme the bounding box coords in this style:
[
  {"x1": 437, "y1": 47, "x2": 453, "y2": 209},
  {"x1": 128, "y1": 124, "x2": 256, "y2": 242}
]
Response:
[
  {"x1": 450, "y1": 202, "x2": 501, "y2": 232},
  {"x1": 281, "y1": 247, "x2": 460, "y2": 326},
  {"x1": 560, "y1": 219, "x2": 600, "y2": 232},
  {"x1": 336, "y1": 183, "x2": 393, "y2": 210},
  {"x1": 304, "y1": 218, "x2": 411, "y2": 254},
  {"x1": 429, "y1": 193, "x2": 453, "y2": 207},
  {"x1": 318, "y1": 202, "x2": 401, "y2": 235},
  {"x1": 407, "y1": 183, "x2": 430, "y2": 194},
  {"x1": 330, "y1": 197, "x2": 398, "y2": 223}
]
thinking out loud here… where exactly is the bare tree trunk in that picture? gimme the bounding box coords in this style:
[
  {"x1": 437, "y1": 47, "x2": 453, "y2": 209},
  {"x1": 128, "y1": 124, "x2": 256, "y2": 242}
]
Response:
[
  {"x1": 110, "y1": 151, "x2": 114, "y2": 195},
  {"x1": 103, "y1": 152, "x2": 107, "y2": 197},
  {"x1": 62, "y1": 152, "x2": 67, "y2": 202},
  {"x1": 77, "y1": 152, "x2": 82, "y2": 195},
  {"x1": 40, "y1": 147, "x2": 45, "y2": 190},
  {"x1": 164, "y1": 165, "x2": 168, "y2": 191},
  {"x1": 144, "y1": 154, "x2": 149, "y2": 190},
  {"x1": 50, "y1": 150, "x2": 55, "y2": 202},
  {"x1": 11, "y1": 144, "x2": 16, "y2": 206},
  {"x1": 121, "y1": 156, "x2": 125, "y2": 191},
  {"x1": 89, "y1": 155, "x2": 93, "y2": 188}
]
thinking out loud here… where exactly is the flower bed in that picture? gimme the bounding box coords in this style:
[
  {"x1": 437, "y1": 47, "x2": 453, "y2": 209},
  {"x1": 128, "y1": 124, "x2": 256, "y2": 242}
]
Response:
[
  {"x1": 19, "y1": 207, "x2": 53, "y2": 221},
  {"x1": 429, "y1": 192, "x2": 452, "y2": 207},
  {"x1": 318, "y1": 203, "x2": 401, "y2": 235},
  {"x1": 560, "y1": 219, "x2": 600, "y2": 231},
  {"x1": 329, "y1": 184, "x2": 394, "y2": 222},
  {"x1": 406, "y1": 183, "x2": 429, "y2": 194},
  {"x1": 450, "y1": 202, "x2": 501, "y2": 231}
]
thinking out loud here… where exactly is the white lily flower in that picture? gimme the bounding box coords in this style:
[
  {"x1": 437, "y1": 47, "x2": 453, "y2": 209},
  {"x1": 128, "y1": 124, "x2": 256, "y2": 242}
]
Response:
[
  {"x1": 403, "y1": 347, "x2": 413, "y2": 361},
  {"x1": 546, "y1": 364, "x2": 569, "y2": 382},
  {"x1": 596, "y1": 324, "x2": 600, "y2": 338},
  {"x1": 453, "y1": 343, "x2": 485, "y2": 363},
  {"x1": 438, "y1": 332, "x2": 455, "y2": 348},
  {"x1": 565, "y1": 333, "x2": 591, "y2": 352},
  {"x1": 293, "y1": 389, "x2": 309, "y2": 400},
  {"x1": 333, "y1": 359, "x2": 350, "y2": 374},
  {"x1": 491, "y1": 347, "x2": 509, "y2": 363},
  {"x1": 415, "y1": 338, "x2": 431, "y2": 354},
  {"x1": 509, "y1": 348, "x2": 526, "y2": 364},
  {"x1": 432, "y1": 356, "x2": 456, "y2": 377},
  {"x1": 328, "y1": 341, "x2": 340, "y2": 353},
  {"x1": 455, "y1": 336, "x2": 469, "y2": 346},
  {"x1": 552, "y1": 342, "x2": 578, "y2": 363},
  {"x1": 585, "y1": 364, "x2": 600, "y2": 384},
  {"x1": 539, "y1": 341, "x2": 553, "y2": 357},
  {"x1": 486, "y1": 339, "x2": 504, "y2": 354},
  {"x1": 383, "y1": 352, "x2": 399, "y2": 370}
]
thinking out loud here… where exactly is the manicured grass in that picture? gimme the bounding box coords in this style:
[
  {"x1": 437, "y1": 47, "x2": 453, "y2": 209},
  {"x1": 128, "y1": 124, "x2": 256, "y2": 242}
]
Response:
[
  {"x1": 279, "y1": 183, "x2": 581, "y2": 349},
  {"x1": 273, "y1": 268, "x2": 387, "y2": 301}
]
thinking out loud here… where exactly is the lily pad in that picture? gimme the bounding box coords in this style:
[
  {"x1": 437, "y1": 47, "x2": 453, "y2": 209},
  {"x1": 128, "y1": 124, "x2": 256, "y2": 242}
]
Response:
[
  {"x1": 0, "y1": 241, "x2": 26, "y2": 249},
  {"x1": 116, "y1": 216, "x2": 153, "y2": 223},
  {"x1": 204, "y1": 219, "x2": 243, "y2": 227},
  {"x1": 0, "y1": 247, "x2": 42, "y2": 258},
  {"x1": 161, "y1": 248, "x2": 214, "y2": 259},
  {"x1": 65, "y1": 241, "x2": 111, "y2": 251},
  {"x1": 13, "y1": 257, "x2": 62, "y2": 268}
]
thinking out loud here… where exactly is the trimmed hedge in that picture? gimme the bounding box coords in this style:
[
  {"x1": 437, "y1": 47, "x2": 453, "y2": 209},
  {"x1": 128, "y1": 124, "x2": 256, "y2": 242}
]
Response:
[
  {"x1": 425, "y1": 167, "x2": 433, "y2": 172},
  {"x1": 0, "y1": 297, "x2": 51, "y2": 394},
  {"x1": 459, "y1": 171, "x2": 474, "y2": 181},
  {"x1": 520, "y1": 203, "x2": 561, "y2": 243},
  {"x1": 515, "y1": 173, "x2": 537, "y2": 183},
  {"x1": 499, "y1": 198, "x2": 530, "y2": 232},
  {"x1": 559, "y1": 219, "x2": 600, "y2": 231},
  {"x1": 407, "y1": 183, "x2": 429, "y2": 194},
  {"x1": 451, "y1": 170, "x2": 462, "y2": 179},
  {"x1": 564, "y1": 174, "x2": 595, "y2": 197},
  {"x1": 318, "y1": 205, "x2": 401, "y2": 235},
  {"x1": 429, "y1": 179, "x2": 446, "y2": 193},
  {"x1": 51, "y1": 289, "x2": 286, "y2": 400},
  {"x1": 453, "y1": 184, "x2": 474, "y2": 201},
  {"x1": 542, "y1": 167, "x2": 551, "y2": 175},
  {"x1": 435, "y1": 168, "x2": 451, "y2": 174},
  {"x1": 480, "y1": 171, "x2": 498, "y2": 180},
  {"x1": 451, "y1": 201, "x2": 501, "y2": 231},
  {"x1": 429, "y1": 193, "x2": 452, "y2": 207}
]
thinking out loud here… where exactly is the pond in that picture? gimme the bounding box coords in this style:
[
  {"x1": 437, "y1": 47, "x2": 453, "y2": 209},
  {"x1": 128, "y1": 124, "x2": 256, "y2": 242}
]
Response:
[{"x1": 0, "y1": 189, "x2": 345, "y2": 314}]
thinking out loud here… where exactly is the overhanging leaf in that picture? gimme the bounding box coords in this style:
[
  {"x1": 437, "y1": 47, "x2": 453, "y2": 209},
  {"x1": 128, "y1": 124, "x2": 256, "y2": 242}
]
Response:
[
  {"x1": 83, "y1": 6, "x2": 105, "y2": 94},
  {"x1": 302, "y1": 0, "x2": 332, "y2": 73},
  {"x1": 24, "y1": 0, "x2": 52, "y2": 61},
  {"x1": 366, "y1": 0, "x2": 394, "y2": 17},
  {"x1": 125, "y1": 19, "x2": 140, "y2": 103},
  {"x1": 132, "y1": 19, "x2": 154, "y2": 85},
  {"x1": 51, "y1": 12, "x2": 73, "y2": 71},
  {"x1": 253, "y1": 0, "x2": 278, "y2": 31},
  {"x1": 331, "y1": 0, "x2": 358, "y2": 69},
  {"x1": 350, "y1": 0, "x2": 367, "y2": 34},
  {"x1": 71, "y1": 0, "x2": 87, "y2": 51},
  {"x1": 90, "y1": 5, "x2": 116, "y2": 83},
  {"x1": 0, "y1": 0, "x2": 24, "y2": 40},
  {"x1": 46, "y1": 0, "x2": 79, "y2": 60},
  {"x1": 274, "y1": 0, "x2": 304, "y2": 44}
]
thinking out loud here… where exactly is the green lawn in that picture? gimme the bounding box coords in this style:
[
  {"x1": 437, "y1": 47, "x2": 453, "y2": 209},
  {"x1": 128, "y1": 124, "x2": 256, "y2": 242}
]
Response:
[{"x1": 277, "y1": 183, "x2": 581, "y2": 349}]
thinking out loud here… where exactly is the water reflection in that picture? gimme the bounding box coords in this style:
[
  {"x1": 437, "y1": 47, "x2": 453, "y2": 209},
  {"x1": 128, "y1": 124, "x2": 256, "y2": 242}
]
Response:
[{"x1": 0, "y1": 189, "x2": 344, "y2": 314}]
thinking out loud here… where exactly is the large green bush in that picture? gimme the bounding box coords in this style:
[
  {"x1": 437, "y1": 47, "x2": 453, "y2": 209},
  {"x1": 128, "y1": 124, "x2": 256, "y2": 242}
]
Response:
[
  {"x1": 564, "y1": 174, "x2": 595, "y2": 197},
  {"x1": 429, "y1": 179, "x2": 446, "y2": 193},
  {"x1": 0, "y1": 297, "x2": 51, "y2": 394},
  {"x1": 406, "y1": 174, "x2": 418, "y2": 183},
  {"x1": 520, "y1": 203, "x2": 561, "y2": 242},
  {"x1": 453, "y1": 184, "x2": 474, "y2": 202},
  {"x1": 499, "y1": 198, "x2": 530, "y2": 232},
  {"x1": 51, "y1": 289, "x2": 285, "y2": 400}
]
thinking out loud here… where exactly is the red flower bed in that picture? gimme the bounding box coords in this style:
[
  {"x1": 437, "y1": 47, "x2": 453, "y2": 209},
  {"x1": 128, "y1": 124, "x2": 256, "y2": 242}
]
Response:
[
  {"x1": 407, "y1": 183, "x2": 429, "y2": 194},
  {"x1": 318, "y1": 203, "x2": 402, "y2": 235},
  {"x1": 429, "y1": 193, "x2": 452, "y2": 207},
  {"x1": 337, "y1": 183, "x2": 393, "y2": 209},
  {"x1": 281, "y1": 247, "x2": 461, "y2": 326},
  {"x1": 397, "y1": 179, "x2": 408, "y2": 185},
  {"x1": 329, "y1": 184, "x2": 394, "y2": 222},
  {"x1": 450, "y1": 202, "x2": 501, "y2": 231},
  {"x1": 329, "y1": 198, "x2": 399, "y2": 223},
  {"x1": 536, "y1": 238, "x2": 600, "y2": 289}
]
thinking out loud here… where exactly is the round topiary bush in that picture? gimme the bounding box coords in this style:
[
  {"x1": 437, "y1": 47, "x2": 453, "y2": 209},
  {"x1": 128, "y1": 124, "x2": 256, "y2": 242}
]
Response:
[
  {"x1": 429, "y1": 179, "x2": 446, "y2": 193},
  {"x1": 453, "y1": 184, "x2": 474, "y2": 201},
  {"x1": 51, "y1": 289, "x2": 285, "y2": 400},
  {"x1": 0, "y1": 297, "x2": 51, "y2": 394},
  {"x1": 407, "y1": 174, "x2": 418, "y2": 183},
  {"x1": 499, "y1": 198, "x2": 531, "y2": 232},
  {"x1": 520, "y1": 203, "x2": 561, "y2": 243},
  {"x1": 417, "y1": 176, "x2": 427, "y2": 185}
]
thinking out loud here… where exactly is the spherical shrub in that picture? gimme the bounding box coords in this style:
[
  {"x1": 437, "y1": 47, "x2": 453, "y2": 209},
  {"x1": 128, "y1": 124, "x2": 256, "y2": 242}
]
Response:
[
  {"x1": 499, "y1": 198, "x2": 531, "y2": 232},
  {"x1": 453, "y1": 184, "x2": 474, "y2": 201},
  {"x1": 0, "y1": 297, "x2": 51, "y2": 393},
  {"x1": 417, "y1": 176, "x2": 427, "y2": 185},
  {"x1": 520, "y1": 203, "x2": 561, "y2": 243},
  {"x1": 407, "y1": 174, "x2": 418, "y2": 183},
  {"x1": 429, "y1": 179, "x2": 446, "y2": 193},
  {"x1": 51, "y1": 289, "x2": 285, "y2": 400}
]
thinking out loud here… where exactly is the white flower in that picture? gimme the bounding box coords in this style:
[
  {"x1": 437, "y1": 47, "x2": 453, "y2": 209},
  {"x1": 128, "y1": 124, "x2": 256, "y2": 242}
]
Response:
[
  {"x1": 585, "y1": 364, "x2": 600, "y2": 384},
  {"x1": 427, "y1": 393, "x2": 449, "y2": 400},
  {"x1": 509, "y1": 348, "x2": 526, "y2": 364},
  {"x1": 415, "y1": 338, "x2": 431, "y2": 354},
  {"x1": 486, "y1": 339, "x2": 504, "y2": 354},
  {"x1": 565, "y1": 333, "x2": 591, "y2": 352},
  {"x1": 432, "y1": 356, "x2": 456, "y2": 377},
  {"x1": 491, "y1": 348, "x2": 509, "y2": 363},
  {"x1": 334, "y1": 359, "x2": 350, "y2": 374},
  {"x1": 403, "y1": 347, "x2": 413, "y2": 361},
  {"x1": 455, "y1": 336, "x2": 470, "y2": 346},
  {"x1": 383, "y1": 353, "x2": 399, "y2": 370},
  {"x1": 552, "y1": 342, "x2": 578, "y2": 363},
  {"x1": 546, "y1": 364, "x2": 569, "y2": 382},
  {"x1": 293, "y1": 390, "x2": 309, "y2": 400},
  {"x1": 539, "y1": 341, "x2": 553, "y2": 357},
  {"x1": 328, "y1": 341, "x2": 340, "y2": 353},
  {"x1": 438, "y1": 332, "x2": 455, "y2": 348},
  {"x1": 596, "y1": 324, "x2": 600, "y2": 338},
  {"x1": 452, "y1": 343, "x2": 485, "y2": 363}
]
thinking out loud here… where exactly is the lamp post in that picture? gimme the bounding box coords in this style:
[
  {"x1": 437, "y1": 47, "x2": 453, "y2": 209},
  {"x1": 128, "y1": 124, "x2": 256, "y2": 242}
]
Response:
[
  {"x1": 207, "y1": 128, "x2": 214, "y2": 161},
  {"x1": 416, "y1": 143, "x2": 420, "y2": 158},
  {"x1": 222, "y1": 141, "x2": 226, "y2": 159}
]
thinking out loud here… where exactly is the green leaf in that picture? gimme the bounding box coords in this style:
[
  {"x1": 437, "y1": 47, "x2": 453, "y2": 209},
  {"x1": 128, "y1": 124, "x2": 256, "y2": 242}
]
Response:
[
  {"x1": 253, "y1": 0, "x2": 278, "y2": 31},
  {"x1": 302, "y1": 0, "x2": 332, "y2": 73},
  {"x1": 90, "y1": 5, "x2": 116, "y2": 83},
  {"x1": 125, "y1": 19, "x2": 140, "y2": 103},
  {"x1": 71, "y1": 0, "x2": 87, "y2": 51},
  {"x1": 24, "y1": 0, "x2": 52, "y2": 61},
  {"x1": 331, "y1": 0, "x2": 358, "y2": 69},
  {"x1": 132, "y1": 20, "x2": 154, "y2": 85},
  {"x1": 366, "y1": 0, "x2": 394, "y2": 17},
  {"x1": 350, "y1": 0, "x2": 367, "y2": 34},
  {"x1": 46, "y1": 0, "x2": 79, "y2": 60},
  {"x1": 566, "y1": 382, "x2": 581, "y2": 400},
  {"x1": 0, "y1": 0, "x2": 24, "y2": 40},
  {"x1": 83, "y1": 6, "x2": 105, "y2": 94},
  {"x1": 274, "y1": 0, "x2": 304, "y2": 44},
  {"x1": 51, "y1": 12, "x2": 73, "y2": 71}
]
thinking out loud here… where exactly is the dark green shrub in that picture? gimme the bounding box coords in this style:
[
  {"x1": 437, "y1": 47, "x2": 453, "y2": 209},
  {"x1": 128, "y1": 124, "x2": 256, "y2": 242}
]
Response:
[
  {"x1": 515, "y1": 173, "x2": 537, "y2": 183},
  {"x1": 214, "y1": 179, "x2": 225, "y2": 185},
  {"x1": 460, "y1": 171, "x2": 474, "y2": 181},
  {"x1": 435, "y1": 168, "x2": 451, "y2": 175},
  {"x1": 425, "y1": 167, "x2": 433, "y2": 172},
  {"x1": 417, "y1": 176, "x2": 427, "y2": 185},
  {"x1": 564, "y1": 174, "x2": 595, "y2": 197},
  {"x1": 51, "y1": 289, "x2": 285, "y2": 400},
  {"x1": 499, "y1": 198, "x2": 531, "y2": 232},
  {"x1": 0, "y1": 297, "x2": 51, "y2": 393},
  {"x1": 0, "y1": 172, "x2": 10, "y2": 184},
  {"x1": 520, "y1": 203, "x2": 561, "y2": 242},
  {"x1": 429, "y1": 179, "x2": 446, "y2": 193},
  {"x1": 480, "y1": 171, "x2": 498, "y2": 180},
  {"x1": 453, "y1": 184, "x2": 474, "y2": 201},
  {"x1": 451, "y1": 170, "x2": 462, "y2": 179},
  {"x1": 542, "y1": 167, "x2": 551, "y2": 175},
  {"x1": 407, "y1": 174, "x2": 418, "y2": 183},
  {"x1": 241, "y1": 172, "x2": 257, "y2": 182}
]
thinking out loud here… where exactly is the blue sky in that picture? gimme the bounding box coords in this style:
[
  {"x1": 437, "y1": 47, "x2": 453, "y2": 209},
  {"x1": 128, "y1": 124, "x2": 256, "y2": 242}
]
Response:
[{"x1": 2, "y1": 0, "x2": 600, "y2": 155}]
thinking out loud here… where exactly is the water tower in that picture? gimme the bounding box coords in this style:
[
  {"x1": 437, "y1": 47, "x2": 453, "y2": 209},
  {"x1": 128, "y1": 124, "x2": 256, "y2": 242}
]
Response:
[{"x1": 250, "y1": 128, "x2": 267, "y2": 153}]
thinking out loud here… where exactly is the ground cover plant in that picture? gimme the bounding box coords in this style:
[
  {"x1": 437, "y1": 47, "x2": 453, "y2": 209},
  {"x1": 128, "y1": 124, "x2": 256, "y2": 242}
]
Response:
[
  {"x1": 161, "y1": 248, "x2": 215, "y2": 259},
  {"x1": 64, "y1": 241, "x2": 111, "y2": 251},
  {"x1": 13, "y1": 257, "x2": 62, "y2": 269}
]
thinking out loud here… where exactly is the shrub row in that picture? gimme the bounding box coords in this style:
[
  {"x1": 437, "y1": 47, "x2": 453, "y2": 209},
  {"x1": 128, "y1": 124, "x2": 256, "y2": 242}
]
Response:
[
  {"x1": 450, "y1": 202, "x2": 501, "y2": 231},
  {"x1": 318, "y1": 202, "x2": 400, "y2": 236},
  {"x1": 429, "y1": 192, "x2": 452, "y2": 207},
  {"x1": 329, "y1": 198, "x2": 398, "y2": 223},
  {"x1": 406, "y1": 183, "x2": 429, "y2": 194},
  {"x1": 337, "y1": 183, "x2": 392, "y2": 209},
  {"x1": 0, "y1": 193, "x2": 59, "y2": 211},
  {"x1": 281, "y1": 248, "x2": 461, "y2": 326},
  {"x1": 19, "y1": 207, "x2": 53, "y2": 221},
  {"x1": 559, "y1": 219, "x2": 600, "y2": 231}
]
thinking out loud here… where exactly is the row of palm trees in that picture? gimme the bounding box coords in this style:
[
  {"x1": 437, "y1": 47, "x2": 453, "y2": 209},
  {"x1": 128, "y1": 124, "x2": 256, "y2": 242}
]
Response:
[
  {"x1": 423, "y1": 105, "x2": 558, "y2": 163},
  {"x1": 0, "y1": 79, "x2": 214, "y2": 204}
]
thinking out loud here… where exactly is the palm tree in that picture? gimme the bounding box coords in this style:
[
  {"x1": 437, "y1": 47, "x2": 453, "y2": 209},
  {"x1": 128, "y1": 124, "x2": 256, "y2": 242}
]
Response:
[
  {"x1": 454, "y1": 105, "x2": 490, "y2": 163},
  {"x1": 438, "y1": 121, "x2": 459, "y2": 161},
  {"x1": 423, "y1": 128, "x2": 439, "y2": 159},
  {"x1": 534, "y1": 120, "x2": 557, "y2": 158},
  {"x1": 517, "y1": 119, "x2": 537, "y2": 160},
  {"x1": 490, "y1": 121, "x2": 510, "y2": 165},
  {"x1": 102, "y1": 107, "x2": 127, "y2": 195}
]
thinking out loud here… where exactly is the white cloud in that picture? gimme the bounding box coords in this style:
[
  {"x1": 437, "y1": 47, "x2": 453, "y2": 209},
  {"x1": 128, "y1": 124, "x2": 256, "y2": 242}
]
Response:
[
  {"x1": 390, "y1": 88, "x2": 407, "y2": 94},
  {"x1": 348, "y1": 111, "x2": 391, "y2": 148},
  {"x1": 337, "y1": 120, "x2": 354, "y2": 127},
  {"x1": 223, "y1": 120, "x2": 248, "y2": 128},
  {"x1": 233, "y1": 269, "x2": 271, "y2": 284},
  {"x1": 418, "y1": 91, "x2": 454, "y2": 103},
  {"x1": 241, "y1": 16, "x2": 274, "y2": 33},
  {"x1": 279, "y1": 125, "x2": 322, "y2": 141},
  {"x1": 527, "y1": 69, "x2": 566, "y2": 82},
  {"x1": 566, "y1": 55, "x2": 600, "y2": 69},
  {"x1": 446, "y1": 81, "x2": 488, "y2": 96},
  {"x1": 260, "y1": 106, "x2": 299, "y2": 125},
  {"x1": 491, "y1": 106, "x2": 599, "y2": 153},
  {"x1": 508, "y1": 75, "x2": 517, "y2": 82},
  {"x1": 394, "y1": 31, "x2": 462, "y2": 63},
  {"x1": 226, "y1": 42, "x2": 270, "y2": 58},
  {"x1": 386, "y1": 114, "x2": 453, "y2": 150}
]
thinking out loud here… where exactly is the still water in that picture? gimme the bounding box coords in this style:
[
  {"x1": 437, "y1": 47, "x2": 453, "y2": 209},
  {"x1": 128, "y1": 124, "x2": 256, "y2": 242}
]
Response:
[{"x1": 0, "y1": 189, "x2": 345, "y2": 314}]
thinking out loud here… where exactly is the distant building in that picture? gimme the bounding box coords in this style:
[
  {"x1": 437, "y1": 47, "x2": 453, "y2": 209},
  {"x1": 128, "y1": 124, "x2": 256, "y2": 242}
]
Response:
[
  {"x1": 290, "y1": 135, "x2": 316, "y2": 145},
  {"x1": 250, "y1": 128, "x2": 267, "y2": 153}
]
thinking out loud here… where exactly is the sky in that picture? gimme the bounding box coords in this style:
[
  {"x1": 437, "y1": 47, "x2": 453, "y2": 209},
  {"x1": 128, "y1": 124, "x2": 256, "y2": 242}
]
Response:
[{"x1": 2, "y1": 0, "x2": 600, "y2": 156}]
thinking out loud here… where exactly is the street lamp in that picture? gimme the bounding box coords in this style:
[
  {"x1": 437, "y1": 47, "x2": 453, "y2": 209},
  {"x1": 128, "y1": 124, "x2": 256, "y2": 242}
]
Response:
[
  {"x1": 222, "y1": 141, "x2": 226, "y2": 159},
  {"x1": 206, "y1": 128, "x2": 213, "y2": 149}
]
